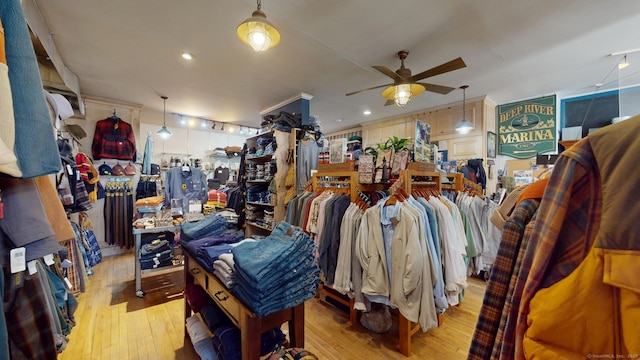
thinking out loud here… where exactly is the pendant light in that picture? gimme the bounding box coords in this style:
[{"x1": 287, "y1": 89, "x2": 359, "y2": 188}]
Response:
[
  {"x1": 237, "y1": 0, "x2": 280, "y2": 52},
  {"x1": 618, "y1": 54, "x2": 630, "y2": 69},
  {"x1": 455, "y1": 85, "x2": 473, "y2": 135},
  {"x1": 157, "y1": 96, "x2": 172, "y2": 139}
]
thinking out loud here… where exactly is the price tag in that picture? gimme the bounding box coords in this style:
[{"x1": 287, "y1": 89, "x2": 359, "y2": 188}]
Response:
[
  {"x1": 10, "y1": 247, "x2": 26, "y2": 273},
  {"x1": 28, "y1": 260, "x2": 38, "y2": 275},
  {"x1": 63, "y1": 277, "x2": 72, "y2": 290},
  {"x1": 43, "y1": 254, "x2": 55, "y2": 266}
]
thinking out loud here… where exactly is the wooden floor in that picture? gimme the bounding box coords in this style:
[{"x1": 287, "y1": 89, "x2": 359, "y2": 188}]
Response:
[{"x1": 59, "y1": 252, "x2": 486, "y2": 359}]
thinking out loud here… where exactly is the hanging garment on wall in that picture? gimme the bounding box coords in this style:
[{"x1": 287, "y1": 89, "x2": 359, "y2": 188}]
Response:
[
  {"x1": 103, "y1": 178, "x2": 134, "y2": 248},
  {"x1": 0, "y1": 0, "x2": 61, "y2": 178},
  {"x1": 91, "y1": 116, "x2": 137, "y2": 161},
  {"x1": 142, "y1": 133, "x2": 153, "y2": 175},
  {"x1": 295, "y1": 139, "x2": 320, "y2": 193},
  {"x1": 164, "y1": 166, "x2": 207, "y2": 213}
]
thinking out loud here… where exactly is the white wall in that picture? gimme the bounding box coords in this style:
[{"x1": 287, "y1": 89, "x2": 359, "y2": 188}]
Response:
[{"x1": 139, "y1": 123, "x2": 248, "y2": 173}]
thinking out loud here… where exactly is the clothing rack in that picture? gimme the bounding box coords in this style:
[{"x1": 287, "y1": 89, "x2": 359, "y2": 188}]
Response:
[
  {"x1": 401, "y1": 169, "x2": 441, "y2": 194},
  {"x1": 310, "y1": 170, "x2": 430, "y2": 357},
  {"x1": 311, "y1": 170, "x2": 359, "y2": 324}
]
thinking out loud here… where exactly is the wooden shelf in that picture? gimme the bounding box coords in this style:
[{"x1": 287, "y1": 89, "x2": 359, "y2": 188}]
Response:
[
  {"x1": 246, "y1": 179, "x2": 271, "y2": 183},
  {"x1": 245, "y1": 154, "x2": 272, "y2": 161},
  {"x1": 246, "y1": 201, "x2": 274, "y2": 207},
  {"x1": 245, "y1": 129, "x2": 274, "y2": 142},
  {"x1": 246, "y1": 221, "x2": 273, "y2": 231}
]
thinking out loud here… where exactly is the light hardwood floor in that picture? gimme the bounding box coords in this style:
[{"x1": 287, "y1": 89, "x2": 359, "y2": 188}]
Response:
[{"x1": 59, "y1": 252, "x2": 486, "y2": 359}]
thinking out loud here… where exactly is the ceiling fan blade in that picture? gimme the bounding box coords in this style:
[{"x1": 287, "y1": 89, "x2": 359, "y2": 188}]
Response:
[
  {"x1": 410, "y1": 57, "x2": 467, "y2": 82},
  {"x1": 372, "y1": 66, "x2": 406, "y2": 83},
  {"x1": 417, "y1": 83, "x2": 456, "y2": 95},
  {"x1": 346, "y1": 83, "x2": 392, "y2": 96},
  {"x1": 384, "y1": 99, "x2": 395, "y2": 106}
]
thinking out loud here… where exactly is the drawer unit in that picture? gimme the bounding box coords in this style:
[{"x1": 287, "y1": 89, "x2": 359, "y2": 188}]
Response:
[{"x1": 206, "y1": 273, "x2": 242, "y2": 326}]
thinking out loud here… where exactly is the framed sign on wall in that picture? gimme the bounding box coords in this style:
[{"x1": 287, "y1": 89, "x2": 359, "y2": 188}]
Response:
[{"x1": 487, "y1": 131, "x2": 496, "y2": 158}]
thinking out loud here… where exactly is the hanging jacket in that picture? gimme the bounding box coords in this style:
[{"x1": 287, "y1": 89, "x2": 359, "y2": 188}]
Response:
[
  {"x1": 91, "y1": 117, "x2": 137, "y2": 161},
  {"x1": 467, "y1": 159, "x2": 486, "y2": 190},
  {"x1": 517, "y1": 117, "x2": 640, "y2": 359}
]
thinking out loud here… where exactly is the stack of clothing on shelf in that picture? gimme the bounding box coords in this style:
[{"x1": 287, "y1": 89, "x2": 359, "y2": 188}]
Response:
[
  {"x1": 246, "y1": 184, "x2": 270, "y2": 204},
  {"x1": 214, "y1": 253, "x2": 236, "y2": 289},
  {"x1": 139, "y1": 232, "x2": 175, "y2": 270},
  {"x1": 180, "y1": 212, "x2": 229, "y2": 243},
  {"x1": 231, "y1": 221, "x2": 321, "y2": 317},
  {"x1": 182, "y1": 231, "x2": 245, "y2": 273},
  {"x1": 184, "y1": 284, "x2": 286, "y2": 360}
]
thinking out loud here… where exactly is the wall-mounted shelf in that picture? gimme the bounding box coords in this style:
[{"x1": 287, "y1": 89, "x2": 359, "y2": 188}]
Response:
[
  {"x1": 245, "y1": 154, "x2": 272, "y2": 161},
  {"x1": 246, "y1": 201, "x2": 273, "y2": 207},
  {"x1": 246, "y1": 221, "x2": 273, "y2": 231}
]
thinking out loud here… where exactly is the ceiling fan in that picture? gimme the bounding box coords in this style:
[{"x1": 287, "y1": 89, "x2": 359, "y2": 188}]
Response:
[{"x1": 346, "y1": 51, "x2": 466, "y2": 107}]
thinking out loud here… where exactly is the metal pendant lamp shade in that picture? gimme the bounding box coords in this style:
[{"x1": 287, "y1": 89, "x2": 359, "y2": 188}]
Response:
[
  {"x1": 237, "y1": 0, "x2": 280, "y2": 52},
  {"x1": 157, "y1": 96, "x2": 172, "y2": 139},
  {"x1": 455, "y1": 85, "x2": 473, "y2": 134}
]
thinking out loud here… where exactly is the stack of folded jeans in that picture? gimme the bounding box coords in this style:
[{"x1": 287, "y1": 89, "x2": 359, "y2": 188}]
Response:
[
  {"x1": 231, "y1": 221, "x2": 321, "y2": 317},
  {"x1": 139, "y1": 238, "x2": 173, "y2": 270},
  {"x1": 180, "y1": 212, "x2": 228, "y2": 243},
  {"x1": 182, "y1": 230, "x2": 245, "y2": 273}
]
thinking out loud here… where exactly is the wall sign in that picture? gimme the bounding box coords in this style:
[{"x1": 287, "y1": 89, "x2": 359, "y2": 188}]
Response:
[{"x1": 498, "y1": 95, "x2": 557, "y2": 159}]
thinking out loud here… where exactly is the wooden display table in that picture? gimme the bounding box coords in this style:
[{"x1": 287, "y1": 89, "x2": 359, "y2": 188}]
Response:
[
  {"x1": 184, "y1": 251, "x2": 305, "y2": 360},
  {"x1": 132, "y1": 224, "x2": 181, "y2": 298}
]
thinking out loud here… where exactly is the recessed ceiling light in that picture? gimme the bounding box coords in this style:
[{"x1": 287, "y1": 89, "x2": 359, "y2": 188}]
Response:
[
  {"x1": 336, "y1": 118, "x2": 342, "y2": 122},
  {"x1": 363, "y1": 110, "x2": 371, "y2": 115},
  {"x1": 181, "y1": 51, "x2": 194, "y2": 60}
]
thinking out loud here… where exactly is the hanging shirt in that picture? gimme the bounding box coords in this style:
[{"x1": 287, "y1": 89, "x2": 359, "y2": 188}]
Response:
[{"x1": 164, "y1": 166, "x2": 207, "y2": 212}]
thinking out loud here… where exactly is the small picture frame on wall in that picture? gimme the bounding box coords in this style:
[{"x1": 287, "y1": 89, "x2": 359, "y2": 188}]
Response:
[{"x1": 487, "y1": 131, "x2": 497, "y2": 158}]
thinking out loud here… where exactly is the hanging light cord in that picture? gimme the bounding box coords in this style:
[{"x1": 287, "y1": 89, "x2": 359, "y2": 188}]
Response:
[{"x1": 257, "y1": 0, "x2": 261, "y2": 10}]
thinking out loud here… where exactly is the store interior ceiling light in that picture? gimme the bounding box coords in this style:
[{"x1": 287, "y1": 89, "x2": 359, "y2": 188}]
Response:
[
  {"x1": 180, "y1": 51, "x2": 194, "y2": 60},
  {"x1": 455, "y1": 85, "x2": 473, "y2": 135},
  {"x1": 618, "y1": 54, "x2": 630, "y2": 69},
  {"x1": 157, "y1": 96, "x2": 172, "y2": 139},
  {"x1": 237, "y1": 0, "x2": 280, "y2": 52},
  {"x1": 211, "y1": 122, "x2": 216, "y2": 130},
  {"x1": 221, "y1": 123, "x2": 225, "y2": 131}
]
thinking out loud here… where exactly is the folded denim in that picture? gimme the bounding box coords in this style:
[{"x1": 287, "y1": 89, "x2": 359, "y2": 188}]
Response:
[
  {"x1": 141, "y1": 239, "x2": 169, "y2": 253},
  {"x1": 237, "y1": 239, "x2": 315, "y2": 284},
  {"x1": 232, "y1": 222, "x2": 315, "y2": 283},
  {"x1": 233, "y1": 273, "x2": 319, "y2": 305},
  {"x1": 233, "y1": 280, "x2": 319, "y2": 317},
  {"x1": 139, "y1": 246, "x2": 172, "y2": 259},
  {"x1": 234, "y1": 254, "x2": 319, "y2": 293},
  {"x1": 140, "y1": 258, "x2": 173, "y2": 270},
  {"x1": 139, "y1": 248, "x2": 172, "y2": 260},
  {"x1": 180, "y1": 213, "x2": 227, "y2": 242}
]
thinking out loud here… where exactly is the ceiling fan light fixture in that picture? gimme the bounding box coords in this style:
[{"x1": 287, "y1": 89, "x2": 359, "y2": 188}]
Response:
[
  {"x1": 381, "y1": 83, "x2": 426, "y2": 107},
  {"x1": 157, "y1": 96, "x2": 172, "y2": 140},
  {"x1": 455, "y1": 85, "x2": 473, "y2": 135},
  {"x1": 237, "y1": 0, "x2": 280, "y2": 52},
  {"x1": 395, "y1": 84, "x2": 412, "y2": 107}
]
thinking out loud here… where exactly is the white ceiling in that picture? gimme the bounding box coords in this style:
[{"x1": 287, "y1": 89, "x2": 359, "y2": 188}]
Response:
[{"x1": 33, "y1": 0, "x2": 640, "y2": 134}]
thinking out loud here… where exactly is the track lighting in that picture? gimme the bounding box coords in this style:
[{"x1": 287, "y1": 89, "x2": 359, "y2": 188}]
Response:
[
  {"x1": 211, "y1": 122, "x2": 216, "y2": 130},
  {"x1": 239, "y1": 127, "x2": 245, "y2": 135},
  {"x1": 221, "y1": 123, "x2": 225, "y2": 131}
]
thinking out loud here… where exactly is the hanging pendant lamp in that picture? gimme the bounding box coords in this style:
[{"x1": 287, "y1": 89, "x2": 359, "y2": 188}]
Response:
[
  {"x1": 157, "y1": 96, "x2": 172, "y2": 139},
  {"x1": 455, "y1": 85, "x2": 473, "y2": 135},
  {"x1": 237, "y1": 0, "x2": 280, "y2": 52}
]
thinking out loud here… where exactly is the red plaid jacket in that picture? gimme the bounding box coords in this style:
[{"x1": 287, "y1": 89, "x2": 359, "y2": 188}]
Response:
[{"x1": 91, "y1": 117, "x2": 137, "y2": 161}]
